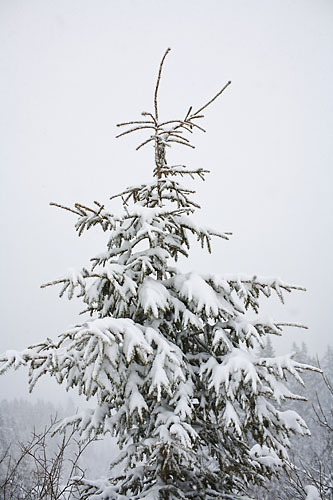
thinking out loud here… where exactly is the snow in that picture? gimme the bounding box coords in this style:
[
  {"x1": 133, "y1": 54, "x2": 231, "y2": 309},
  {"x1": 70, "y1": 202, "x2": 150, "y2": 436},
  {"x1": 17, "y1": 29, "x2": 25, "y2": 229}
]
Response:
[
  {"x1": 249, "y1": 444, "x2": 282, "y2": 468},
  {"x1": 201, "y1": 347, "x2": 259, "y2": 397},
  {"x1": 173, "y1": 272, "x2": 231, "y2": 317},
  {"x1": 305, "y1": 485, "x2": 321, "y2": 500},
  {"x1": 138, "y1": 277, "x2": 170, "y2": 317}
]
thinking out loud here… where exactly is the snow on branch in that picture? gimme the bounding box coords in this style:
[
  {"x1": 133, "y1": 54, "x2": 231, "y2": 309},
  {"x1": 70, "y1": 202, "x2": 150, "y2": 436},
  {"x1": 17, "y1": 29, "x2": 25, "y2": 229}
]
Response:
[{"x1": 1, "y1": 48, "x2": 319, "y2": 500}]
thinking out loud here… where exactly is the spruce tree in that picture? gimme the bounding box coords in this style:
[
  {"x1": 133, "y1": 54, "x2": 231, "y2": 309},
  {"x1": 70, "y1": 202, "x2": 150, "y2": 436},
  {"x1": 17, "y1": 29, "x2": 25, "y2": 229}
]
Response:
[{"x1": 0, "y1": 50, "x2": 319, "y2": 499}]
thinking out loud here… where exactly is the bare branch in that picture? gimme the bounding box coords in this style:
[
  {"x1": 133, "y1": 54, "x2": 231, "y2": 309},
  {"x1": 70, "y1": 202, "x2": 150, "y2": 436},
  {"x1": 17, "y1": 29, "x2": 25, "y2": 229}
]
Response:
[
  {"x1": 167, "y1": 138, "x2": 195, "y2": 149},
  {"x1": 116, "y1": 120, "x2": 154, "y2": 127},
  {"x1": 136, "y1": 136, "x2": 155, "y2": 150},
  {"x1": 116, "y1": 124, "x2": 156, "y2": 139},
  {"x1": 154, "y1": 48, "x2": 171, "y2": 121},
  {"x1": 49, "y1": 202, "x2": 81, "y2": 216},
  {"x1": 192, "y1": 80, "x2": 232, "y2": 116},
  {"x1": 40, "y1": 278, "x2": 68, "y2": 289},
  {"x1": 276, "y1": 323, "x2": 309, "y2": 330},
  {"x1": 141, "y1": 111, "x2": 157, "y2": 123},
  {"x1": 74, "y1": 203, "x2": 108, "y2": 216}
]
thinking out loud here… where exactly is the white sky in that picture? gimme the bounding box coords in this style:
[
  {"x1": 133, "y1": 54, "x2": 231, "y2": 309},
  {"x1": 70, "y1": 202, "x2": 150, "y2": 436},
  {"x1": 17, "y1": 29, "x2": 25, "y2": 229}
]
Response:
[{"x1": 0, "y1": 0, "x2": 332, "y2": 402}]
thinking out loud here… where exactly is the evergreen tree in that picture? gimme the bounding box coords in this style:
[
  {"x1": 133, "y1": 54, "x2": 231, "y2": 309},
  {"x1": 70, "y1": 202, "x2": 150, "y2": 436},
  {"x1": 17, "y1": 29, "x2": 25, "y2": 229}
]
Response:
[
  {"x1": 271, "y1": 343, "x2": 332, "y2": 500},
  {"x1": 0, "y1": 50, "x2": 319, "y2": 500},
  {"x1": 258, "y1": 335, "x2": 275, "y2": 358},
  {"x1": 321, "y1": 345, "x2": 333, "y2": 381}
]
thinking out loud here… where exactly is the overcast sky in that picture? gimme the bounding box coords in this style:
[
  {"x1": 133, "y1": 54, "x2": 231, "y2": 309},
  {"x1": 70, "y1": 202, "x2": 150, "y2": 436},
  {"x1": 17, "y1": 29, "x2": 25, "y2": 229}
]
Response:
[{"x1": 1, "y1": 0, "x2": 332, "y2": 402}]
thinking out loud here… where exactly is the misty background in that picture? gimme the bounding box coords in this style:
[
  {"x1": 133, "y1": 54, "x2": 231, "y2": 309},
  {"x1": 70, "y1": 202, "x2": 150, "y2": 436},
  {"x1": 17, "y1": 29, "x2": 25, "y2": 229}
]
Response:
[{"x1": 0, "y1": 0, "x2": 332, "y2": 404}]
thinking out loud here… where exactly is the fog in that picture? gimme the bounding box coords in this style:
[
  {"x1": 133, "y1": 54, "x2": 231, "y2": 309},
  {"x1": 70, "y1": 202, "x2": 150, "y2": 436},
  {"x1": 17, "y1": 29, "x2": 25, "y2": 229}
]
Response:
[{"x1": 0, "y1": 0, "x2": 332, "y2": 403}]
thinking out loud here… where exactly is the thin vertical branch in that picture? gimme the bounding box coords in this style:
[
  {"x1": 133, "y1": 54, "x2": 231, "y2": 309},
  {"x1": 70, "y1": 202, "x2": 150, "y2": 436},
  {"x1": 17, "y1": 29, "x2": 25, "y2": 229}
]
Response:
[
  {"x1": 154, "y1": 48, "x2": 171, "y2": 122},
  {"x1": 153, "y1": 48, "x2": 171, "y2": 211}
]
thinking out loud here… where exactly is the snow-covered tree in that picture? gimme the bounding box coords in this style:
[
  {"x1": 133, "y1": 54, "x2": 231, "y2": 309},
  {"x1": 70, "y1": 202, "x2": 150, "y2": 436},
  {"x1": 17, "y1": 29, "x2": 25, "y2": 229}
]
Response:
[
  {"x1": 280, "y1": 344, "x2": 333, "y2": 500},
  {"x1": 0, "y1": 49, "x2": 319, "y2": 500},
  {"x1": 249, "y1": 341, "x2": 332, "y2": 500}
]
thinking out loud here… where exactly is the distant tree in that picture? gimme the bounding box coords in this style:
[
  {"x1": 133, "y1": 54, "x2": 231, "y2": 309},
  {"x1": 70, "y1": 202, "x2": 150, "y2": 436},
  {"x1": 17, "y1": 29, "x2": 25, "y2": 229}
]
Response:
[
  {"x1": 251, "y1": 343, "x2": 332, "y2": 500},
  {"x1": 321, "y1": 345, "x2": 333, "y2": 381},
  {"x1": 284, "y1": 344, "x2": 333, "y2": 500},
  {"x1": 0, "y1": 399, "x2": 116, "y2": 498},
  {"x1": 0, "y1": 49, "x2": 319, "y2": 499},
  {"x1": 259, "y1": 335, "x2": 275, "y2": 358},
  {"x1": 0, "y1": 417, "x2": 92, "y2": 500},
  {"x1": 0, "y1": 399, "x2": 59, "y2": 493}
]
